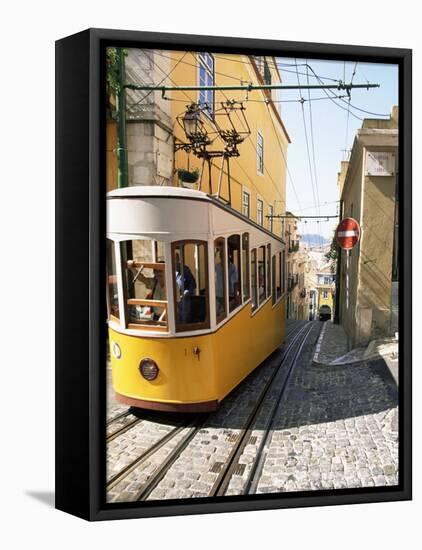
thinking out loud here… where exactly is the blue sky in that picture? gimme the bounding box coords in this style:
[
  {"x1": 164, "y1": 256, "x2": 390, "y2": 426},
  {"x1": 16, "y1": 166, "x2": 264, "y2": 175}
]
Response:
[{"x1": 275, "y1": 58, "x2": 398, "y2": 240}]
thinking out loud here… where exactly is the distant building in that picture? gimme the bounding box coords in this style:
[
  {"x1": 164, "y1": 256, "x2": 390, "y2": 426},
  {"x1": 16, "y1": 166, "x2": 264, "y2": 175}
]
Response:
[
  {"x1": 315, "y1": 264, "x2": 335, "y2": 320},
  {"x1": 285, "y1": 212, "x2": 301, "y2": 319},
  {"x1": 337, "y1": 106, "x2": 398, "y2": 348}
]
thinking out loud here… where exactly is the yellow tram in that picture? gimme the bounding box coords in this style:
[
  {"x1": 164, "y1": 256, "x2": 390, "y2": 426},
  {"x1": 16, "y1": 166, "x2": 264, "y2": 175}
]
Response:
[{"x1": 107, "y1": 186, "x2": 286, "y2": 412}]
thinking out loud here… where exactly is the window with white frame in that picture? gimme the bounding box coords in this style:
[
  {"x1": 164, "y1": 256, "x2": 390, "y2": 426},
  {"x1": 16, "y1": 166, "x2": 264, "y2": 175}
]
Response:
[
  {"x1": 198, "y1": 53, "x2": 214, "y2": 116},
  {"x1": 242, "y1": 189, "x2": 250, "y2": 218},
  {"x1": 323, "y1": 290, "x2": 328, "y2": 299},
  {"x1": 257, "y1": 198, "x2": 264, "y2": 226},
  {"x1": 257, "y1": 132, "x2": 264, "y2": 174}
]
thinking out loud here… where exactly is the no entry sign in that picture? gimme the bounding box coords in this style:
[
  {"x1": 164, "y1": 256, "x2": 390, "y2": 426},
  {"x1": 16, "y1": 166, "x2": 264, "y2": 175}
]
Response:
[{"x1": 336, "y1": 217, "x2": 360, "y2": 250}]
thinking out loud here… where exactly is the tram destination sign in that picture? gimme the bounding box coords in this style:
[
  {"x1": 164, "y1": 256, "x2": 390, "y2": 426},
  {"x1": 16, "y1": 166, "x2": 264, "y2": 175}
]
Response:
[{"x1": 336, "y1": 217, "x2": 361, "y2": 250}]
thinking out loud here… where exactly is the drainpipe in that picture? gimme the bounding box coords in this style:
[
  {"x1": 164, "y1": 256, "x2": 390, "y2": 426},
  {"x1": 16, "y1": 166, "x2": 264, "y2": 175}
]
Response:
[{"x1": 116, "y1": 48, "x2": 128, "y2": 188}]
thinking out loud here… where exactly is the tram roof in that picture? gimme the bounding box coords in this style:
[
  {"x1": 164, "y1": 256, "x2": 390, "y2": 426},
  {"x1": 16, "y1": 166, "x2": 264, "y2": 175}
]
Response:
[
  {"x1": 107, "y1": 186, "x2": 211, "y2": 201},
  {"x1": 107, "y1": 185, "x2": 285, "y2": 245}
]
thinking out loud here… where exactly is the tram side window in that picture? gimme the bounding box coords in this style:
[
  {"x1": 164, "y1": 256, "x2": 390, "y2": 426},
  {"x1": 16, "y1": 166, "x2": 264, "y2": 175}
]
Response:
[
  {"x1": 242, "y1": 233, "x2": 250, "y2": 302},
  {"x1": 122, "y1": 239, "x2": 168, "y2": 329},
  {"x1": 272, "y1": 255, "x2": 276, "y2": 305},
  {"x1": 258, "y1": 245, "x2": 266, "y2": 306},
  {"x1": 276, "y1": 252, "x2": 282, "y2": 300},
  {"x1": 251, "y1": 248, "x2": 257, "y2": 311},
  {"x1": 266, "y1": 244, "x2": 271, "y2": 298},
  {"x1": 107, "y1": 239, "x2": 119, "y2": 320},
  {"x1": 227, "y1": 235, "x2": 242, "y2": 313},
  {"x1": 214, "y1": 238, "x2": 227, "y2": 323},
  {"x1": 173, "y1": 241, "x2": 209, "y2": 331}
]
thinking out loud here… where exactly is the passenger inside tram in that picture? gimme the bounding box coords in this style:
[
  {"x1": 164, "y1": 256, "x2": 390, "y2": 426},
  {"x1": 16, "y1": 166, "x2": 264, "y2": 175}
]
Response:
[{"x1": 173, "y1": 243, "x2": 211, "y2": 328}]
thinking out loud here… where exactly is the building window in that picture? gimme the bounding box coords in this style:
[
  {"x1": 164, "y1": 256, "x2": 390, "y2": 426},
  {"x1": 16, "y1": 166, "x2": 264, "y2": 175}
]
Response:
[
  {"x1": 172, "y1": 241, "x2": 209, "y2": 332},
  {"x1": 257, "y1": 198, "x2": 264, "y2": 226},
  {"x1": 227, "y1": 235, "x2": 242, "y2": 313},
  {"x1": 263, "y1": 60, "x2": 272, "y2": 85},
  {"x1": 214, "y1": 237, "x2": 226, "y2": 323},
  {"x1": 324, "y1": 276, "x2": 330, "y2": 285},
  {"x1": 242, "y1": 233, "x2": 250, "y2": 302},
  {"x1": 257, "y1": 132, "x2": 264, "y2": 174},
  {"x1": 242, "y1": 189, "x2": 250, "y2": 218},
  {"x1": 268, "y1": 204, "x2": 274, "y2": 232},
  {"x1": 323, "y1": 290, "x2": 328, "y2": 299},
  {"x1": 198, "y1": 53, "x2": 214, "y2": 116}
]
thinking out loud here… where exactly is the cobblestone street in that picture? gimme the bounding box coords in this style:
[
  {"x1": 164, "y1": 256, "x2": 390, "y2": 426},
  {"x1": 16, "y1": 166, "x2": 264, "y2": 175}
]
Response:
[
  {"x1": 106, "y1": 321, "x2": 398, "y2": 501},
  {"x1": 257, "y1": 352, "x2": 398, "y2": 493}
]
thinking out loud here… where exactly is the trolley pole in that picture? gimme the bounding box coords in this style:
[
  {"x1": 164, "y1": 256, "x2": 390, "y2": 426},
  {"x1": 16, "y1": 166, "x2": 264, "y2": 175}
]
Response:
[{"x1": 116, "y1": 48, "x2": 128, "y2": 189}]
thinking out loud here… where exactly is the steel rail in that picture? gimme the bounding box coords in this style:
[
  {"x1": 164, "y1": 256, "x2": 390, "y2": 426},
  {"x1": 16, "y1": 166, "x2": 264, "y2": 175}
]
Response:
[
  {"x1": 244, "y1": 323, "x2": 321, "y2": 494},
  {"x1": 106, "y1": 409, "x2": 131, "y2": 426},
  {"x1": 106, "y1": 416, "x2": 144, "y2": 443},
  {"x1": 208, "y1": 322, "x2": 313, "y2": 497},
  {"x1": 135, "y1": 418, "x2": 209, "y2": 501},
  {"x1": 107, "y1": 419, "x2": 197, "y2": 491}
]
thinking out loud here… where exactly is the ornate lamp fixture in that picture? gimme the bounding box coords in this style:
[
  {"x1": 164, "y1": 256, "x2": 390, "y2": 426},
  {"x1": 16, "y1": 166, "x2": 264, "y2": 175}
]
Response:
[{"x1": 178, "y1": 103, "x2": 214, "y2": 152}]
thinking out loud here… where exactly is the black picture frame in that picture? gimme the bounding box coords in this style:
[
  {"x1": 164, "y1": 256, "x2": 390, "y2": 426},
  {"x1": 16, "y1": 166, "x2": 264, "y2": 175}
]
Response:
[{"x1": 55, "y1": 28, "x2": 412, "y2": 521}]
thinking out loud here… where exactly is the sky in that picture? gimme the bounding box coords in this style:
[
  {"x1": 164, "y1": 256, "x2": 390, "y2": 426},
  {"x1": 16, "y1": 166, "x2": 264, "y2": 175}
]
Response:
[{"x1": 275, "y1": 57, "x2": 398, "y2": 241}]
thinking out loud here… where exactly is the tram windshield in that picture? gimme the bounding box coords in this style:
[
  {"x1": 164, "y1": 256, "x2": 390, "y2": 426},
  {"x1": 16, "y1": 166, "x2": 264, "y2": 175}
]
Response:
[
  {"x1": 107, "y1": 239, "x2": 120, "y2": 320},
  {"x1": 121, "y1": 239, "x2": 168, "y2": 330}
]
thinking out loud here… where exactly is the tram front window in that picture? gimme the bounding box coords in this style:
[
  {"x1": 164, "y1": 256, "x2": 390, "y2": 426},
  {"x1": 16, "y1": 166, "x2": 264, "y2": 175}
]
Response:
[
  {"x1": 122, "y1": 239, "x2": 168, "y2": 329},
  {"x1": 172, "y1": 241, "x2": 209, "y2": 331}
]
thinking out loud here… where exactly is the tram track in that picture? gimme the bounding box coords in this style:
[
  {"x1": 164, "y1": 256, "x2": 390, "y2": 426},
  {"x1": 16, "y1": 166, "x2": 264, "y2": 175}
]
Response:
[
  {"x1": 106, "y1": 415, "x2": 144, "y2": 442},
  {"x1": 106, "y1": 322, "x2": 317, "y2": 502},
  {"x1": 106, "y1": 409, "x2": 131, "y2": 426},
  {"x1": 208, "y1": 322, "x2": 316, "y2": 497},
  {"x1": 107, "y1": 415, "x2": 206, "y2": 494}
]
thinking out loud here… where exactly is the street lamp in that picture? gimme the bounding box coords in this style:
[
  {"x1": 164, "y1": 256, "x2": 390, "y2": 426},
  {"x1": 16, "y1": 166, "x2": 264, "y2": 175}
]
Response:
[{"x1": 181, "y1": 103, "x2": 212, "y2": 150}]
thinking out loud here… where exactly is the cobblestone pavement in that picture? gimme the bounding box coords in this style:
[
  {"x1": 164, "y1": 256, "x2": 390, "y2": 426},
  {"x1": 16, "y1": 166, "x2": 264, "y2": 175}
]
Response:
[
  {"x1": 257, "y1": 356, "x2": 398, "y2": 493},
  {"x1": 313, "y1": 321, "x2": 350, "y2": 365},
  {"x1": 106, "y1": 320, "x2": 398, "y2": 501}
]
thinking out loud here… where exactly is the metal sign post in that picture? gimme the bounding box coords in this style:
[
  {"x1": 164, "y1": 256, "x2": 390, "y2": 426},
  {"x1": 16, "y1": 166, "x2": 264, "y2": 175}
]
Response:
[{"x1": 335, "y1": 217, "x2": 361, "y2": 312}]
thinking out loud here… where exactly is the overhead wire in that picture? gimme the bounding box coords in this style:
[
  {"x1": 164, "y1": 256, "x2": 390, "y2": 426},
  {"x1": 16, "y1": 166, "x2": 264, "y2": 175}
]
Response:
[
  {"x1": 295, "y1": 58, "x2": 319, "y2": 240},
  {"x1": 305, "y1": 59, "x2": 323, "y2": 243}
]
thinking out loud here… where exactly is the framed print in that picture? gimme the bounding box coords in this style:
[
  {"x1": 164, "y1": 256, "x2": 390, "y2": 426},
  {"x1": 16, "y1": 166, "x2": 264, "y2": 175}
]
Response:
[{"x1": 55, "y1": 28, "x2": 412, "y2": 521}]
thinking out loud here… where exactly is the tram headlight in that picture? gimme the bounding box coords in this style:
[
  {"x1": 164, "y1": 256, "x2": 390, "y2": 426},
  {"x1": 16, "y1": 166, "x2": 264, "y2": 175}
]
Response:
[
  {"x1": 139, "y1": 358, "x2": 159, "y2": 381},
  {"x1": 112, "y1": 341, "x2": 121, "y2": 360}
]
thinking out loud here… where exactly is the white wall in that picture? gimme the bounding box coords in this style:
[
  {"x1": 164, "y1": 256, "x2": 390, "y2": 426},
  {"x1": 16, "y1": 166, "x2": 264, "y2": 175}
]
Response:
[{"x1": 1, "y1": 2, "x2": 419, "y2": 549}]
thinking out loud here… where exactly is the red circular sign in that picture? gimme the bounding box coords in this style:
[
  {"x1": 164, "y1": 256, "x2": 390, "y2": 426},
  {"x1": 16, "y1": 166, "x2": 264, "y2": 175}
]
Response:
[{"x1": 336, "y1": 217, "x2": 360, "y2": 250}]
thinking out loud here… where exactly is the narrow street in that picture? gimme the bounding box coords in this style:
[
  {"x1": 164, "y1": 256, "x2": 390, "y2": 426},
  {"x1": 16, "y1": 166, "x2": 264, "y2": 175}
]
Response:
[{"x1": 106, "y1": 320, "x2": 398, "y2": 502}]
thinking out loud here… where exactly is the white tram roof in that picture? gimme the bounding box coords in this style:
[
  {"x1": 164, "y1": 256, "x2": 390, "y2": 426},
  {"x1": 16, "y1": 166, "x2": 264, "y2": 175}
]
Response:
[
  {"x1": 107, "y1": 185, "x2": 211, "y2": 201},
  {"x1": 107, "y1": 186, "x2": 284, "y2": 246}
]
